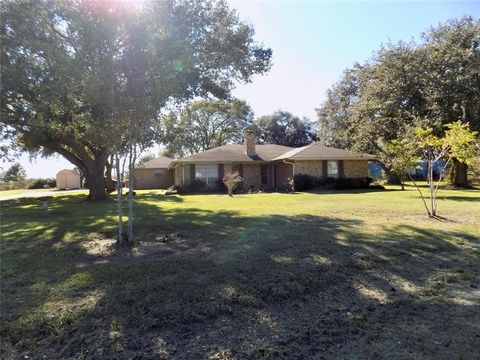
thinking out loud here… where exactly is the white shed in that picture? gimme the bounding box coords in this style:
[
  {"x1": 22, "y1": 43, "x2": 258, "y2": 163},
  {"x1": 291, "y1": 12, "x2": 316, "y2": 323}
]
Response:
[{"x1": 56, "y1": 169, "x2": 81, "y2": 189}]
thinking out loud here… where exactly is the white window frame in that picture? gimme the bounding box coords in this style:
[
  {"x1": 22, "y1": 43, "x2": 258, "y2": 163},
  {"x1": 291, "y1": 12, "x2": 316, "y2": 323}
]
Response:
[
  {"x1": 327, "y1": 160, "x2": 339, "y2": 178},
  {"x1": 195, "y1": 164, "x2": 219, "y2": 187}
]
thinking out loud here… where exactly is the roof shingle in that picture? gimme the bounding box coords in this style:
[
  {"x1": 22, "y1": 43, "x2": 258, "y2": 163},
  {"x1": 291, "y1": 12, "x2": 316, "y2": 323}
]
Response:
[
  {"x1": 137, "y1": 156, "x2": 173, "y2": 168},
  {"x1": 170, "y1": 142, "x2": 375, "y2": 166},
  {"x1": 273, "y1": 143, "x2": 376, "y2": 160},
  {"x1": 172, "y1": 144, "x2": 293, "y2": 163}
]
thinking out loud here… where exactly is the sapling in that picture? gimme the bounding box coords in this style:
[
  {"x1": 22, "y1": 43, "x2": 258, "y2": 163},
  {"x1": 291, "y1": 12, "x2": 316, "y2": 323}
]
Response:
[{"x1": 387, "y1": 121, "x2": 478, "y2": 217}]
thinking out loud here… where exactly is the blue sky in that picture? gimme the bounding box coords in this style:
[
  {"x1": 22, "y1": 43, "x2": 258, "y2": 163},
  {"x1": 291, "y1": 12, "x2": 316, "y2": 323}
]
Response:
[
  {"x1": 4, "y1": 1, "x2": 479, "y2": 178},
  {"x1": 231, "y1": 0, "x2": 479, "y2": 119}
]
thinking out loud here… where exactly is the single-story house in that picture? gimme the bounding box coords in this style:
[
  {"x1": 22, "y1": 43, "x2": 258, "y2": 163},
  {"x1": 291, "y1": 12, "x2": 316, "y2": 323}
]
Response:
[
  {"x1": 169, "y1": 131, "x2": 375, "y2": 191},
  {"x1": 133, "y1": 156, "x2": 173, "y2": 189}
]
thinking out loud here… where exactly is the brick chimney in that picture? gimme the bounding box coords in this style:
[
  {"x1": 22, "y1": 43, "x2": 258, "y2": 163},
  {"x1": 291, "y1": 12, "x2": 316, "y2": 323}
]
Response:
[{"x1": 245, "y1": 130, "x2": 256, "y2": 156}]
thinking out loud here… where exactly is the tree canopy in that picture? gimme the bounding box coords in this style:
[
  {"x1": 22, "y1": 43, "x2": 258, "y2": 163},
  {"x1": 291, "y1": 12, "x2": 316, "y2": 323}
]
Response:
[
  {"x1": 0, "y1": 162, "x2": 26, "y2": 182},
  {"x1": 316, "y1": 17, "x2": 480, "y2": 185},
  {"x1": 387, "y1": 121, "x2": 478, "y2": 216},
  {"x1": 1, "y1": 0, "x2": 272, "y2": 200},
  {"x1": 160, "y1": 99, "x2": 254, "y2": 157},
  {"x1": 253, "y1": 111, "x2": 317, "y2": 147},
  {"x1": 136, "y1": 153, "x2": 156, "y2": 167}
]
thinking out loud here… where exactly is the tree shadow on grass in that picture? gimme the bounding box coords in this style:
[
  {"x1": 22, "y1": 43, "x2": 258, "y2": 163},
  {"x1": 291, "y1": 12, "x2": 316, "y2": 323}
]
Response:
[
  {"x1": 133, "y1": 192, "x2": 185, "y2": 203},
  {"x1": 304, "y1": 187, "x2": 400, "y2": 195},
  {"x1": 434, "y1": 195, "x2": 480, "y2": 202},
  {"x1": 1, "y1": 197, "x2": 479, "y2": 359}
]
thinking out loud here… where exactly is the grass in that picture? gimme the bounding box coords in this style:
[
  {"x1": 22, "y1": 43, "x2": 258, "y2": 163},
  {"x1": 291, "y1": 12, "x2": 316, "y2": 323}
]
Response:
[
  {"x1": 1, "y1": 184, "x2": 479, "y2": 359},
  {"x1": 0, "y1": 190, "x2": 25, "y2": 196},
  {"x1": 0, "y1": 188, "x2": 59, "y2": 197}
]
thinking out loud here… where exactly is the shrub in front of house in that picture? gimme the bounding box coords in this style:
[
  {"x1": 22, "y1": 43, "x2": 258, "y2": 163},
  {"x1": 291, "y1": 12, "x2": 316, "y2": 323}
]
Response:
[
  {"x1": 293, "y1": 174, "x2": 375, "y2": 191},
  {"x1": 333, "y1": 177, "x2": 373, "y2": 189},
  {"x1": 216, "y1": 179, "x2": 228, "y2": 193},
  {"x1": 184, "y1": 179, "x2": 207, "y2": 192},
  {"x1": 292, "y1": 174, "x2": 319, "y2": 191},
  {"x1": 222, "y1": 171, "x2": 243, "y2": 196},
  {"x1": 165, "y1": 185, "x2": 178, "y2": 195}
]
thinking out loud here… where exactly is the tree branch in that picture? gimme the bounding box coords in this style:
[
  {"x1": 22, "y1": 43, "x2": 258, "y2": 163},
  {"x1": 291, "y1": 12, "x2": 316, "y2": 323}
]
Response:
[
  {"x1": 59, "y1": 135, "x2": 98, "y2": 168},
  {"x1": 45, "y1": 142, "x2": 87, "y2": 173},
  {"x1": 408, "y1": 173, "x2": 431, "y2": 216}
]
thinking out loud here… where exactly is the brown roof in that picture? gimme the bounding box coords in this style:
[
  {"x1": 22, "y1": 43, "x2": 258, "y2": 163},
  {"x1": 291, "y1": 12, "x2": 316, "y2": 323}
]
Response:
[
  {"x1": 170, "y1": 142, "x2": 375, "y2": 166},
  {"x1": 171, "y1": 144, "x2": 293, "y2": 164},
  {"x1": 273, "y1": 142, "x2": 376, "y2": 161},
  {"x1": 137, "y1": 156, "x2": 173, "y2": 169}
]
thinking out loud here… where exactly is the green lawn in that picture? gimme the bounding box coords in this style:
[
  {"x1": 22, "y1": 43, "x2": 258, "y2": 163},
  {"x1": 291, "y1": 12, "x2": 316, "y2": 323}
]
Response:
[
  {"x1": 0, "y1": 188, "x2": 58, "y2": 197},
  {"x1": 1, "y1": 185, "x2": 479, "y2": 359},
  {"x1": 0, "y1": 190, "x2": 25, "y2": 196}
]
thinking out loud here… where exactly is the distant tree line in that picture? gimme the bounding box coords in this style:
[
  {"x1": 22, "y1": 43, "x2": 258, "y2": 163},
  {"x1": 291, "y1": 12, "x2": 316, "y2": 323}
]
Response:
[
  {"x1": 0, "y1": 162, "x2": 26, "y2": 182},
  {"x1": 0, "y1": 162, "x2": 57, "y2": 190},
  {"x1": 159, "y1": 102, "x2": 317, "y2": 158}
]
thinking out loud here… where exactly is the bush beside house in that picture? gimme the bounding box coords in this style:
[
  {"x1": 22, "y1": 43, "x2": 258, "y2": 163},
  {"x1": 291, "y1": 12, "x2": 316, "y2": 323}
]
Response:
[{"x1": 293, "y1": 174, "x2": 375, "y2": 191}]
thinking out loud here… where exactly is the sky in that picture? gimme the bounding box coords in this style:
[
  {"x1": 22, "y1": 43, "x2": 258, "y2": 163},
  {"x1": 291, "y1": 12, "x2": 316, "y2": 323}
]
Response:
[{"x1": 3, "y1": 0, "x2": 479, "y2": 178}]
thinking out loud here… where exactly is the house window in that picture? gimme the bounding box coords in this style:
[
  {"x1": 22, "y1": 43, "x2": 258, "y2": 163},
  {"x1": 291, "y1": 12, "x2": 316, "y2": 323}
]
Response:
[
  {"x1": 195, "y1": 164, "x2": 219, "y2": 187},
  {"x1": 261, "y1": 165, "x2": 268, "y2": 185},
  {"x1": 154, "y1": 170, "x2": 163, "y2": 177},
  {"x1": 327, "y1": 160, "x2": 339, "y2": 178}
]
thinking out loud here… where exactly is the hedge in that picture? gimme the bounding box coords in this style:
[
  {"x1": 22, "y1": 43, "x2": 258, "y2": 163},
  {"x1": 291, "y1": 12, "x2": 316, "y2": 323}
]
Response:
[{"x1": 293, "y1": 174, "x2": 375, "y2": 191}]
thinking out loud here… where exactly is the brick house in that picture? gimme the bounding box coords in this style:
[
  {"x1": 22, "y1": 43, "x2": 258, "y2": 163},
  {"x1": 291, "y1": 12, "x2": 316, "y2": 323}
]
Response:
[
  {"x1": 169, "y1": 131, "x2": 375, "y2": 192},
  {"x1": 133, "y1": 156, "x2": 173, "y2": 189}
]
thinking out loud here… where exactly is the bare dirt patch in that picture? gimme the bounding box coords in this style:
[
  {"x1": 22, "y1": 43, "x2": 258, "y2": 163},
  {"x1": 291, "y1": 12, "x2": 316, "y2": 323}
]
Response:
[{"x1": 75, "y1": 232, "x2": 215, "y2": 266}]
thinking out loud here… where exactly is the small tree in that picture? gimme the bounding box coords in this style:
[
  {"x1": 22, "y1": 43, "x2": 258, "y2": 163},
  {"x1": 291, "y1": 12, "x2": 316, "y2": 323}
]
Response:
[
  {"x1": 113, "y1": 124, "x2": 153, "y2": 246},
  {"x1": 386, "y1": 137, "x2": 432, "y2": 214},
  {"x1": 389, "y1": 121, "x2": 478, "y2": 217},
  {"x1": 385, "y1": 139, "x2": 417, "y2": 190},
  {"x1": 0, "y1": 163, "x2": 26, "y2": 182},
  {"x1": 223, "y1": 171, "x2": 243, "y2": 196}
]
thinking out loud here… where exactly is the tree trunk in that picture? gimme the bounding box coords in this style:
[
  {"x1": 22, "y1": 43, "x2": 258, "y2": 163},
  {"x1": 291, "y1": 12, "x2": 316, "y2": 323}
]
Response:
[
  {"x1": 387, "y1": 171, "x2": 401, "y2": 185},
  {"x1": 85, "y1": 163, "x2": 108, "y2": 201},
  {"x1": 127, "y1": 144, "x2": 136, "y2": 244},
  {"x1": 453, "y1": 161, "x2": 469, "y2": 188},
  {"x1": 428, "y1": 162, "x2": 436, "y2": 217},
  {"x1": 40, "y1": 139, "x2": 111, "y2": 201},
  {"x1": 373, "y1": 160, "x2": 401, "y2": 185},
  {"x1": 115, "y1": 154, "x2": 124, "y2": 244},
  {"x1": 105, "y1": 156, "x2": 115, "y2": 193},
  {"x1": 449, "y1": 159, "x2": 456, "y2": 186}
]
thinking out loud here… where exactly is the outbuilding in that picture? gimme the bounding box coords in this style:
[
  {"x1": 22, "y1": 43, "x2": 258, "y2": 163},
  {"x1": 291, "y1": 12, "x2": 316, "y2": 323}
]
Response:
[
  {"x1": 56, "y1": 169, "x2": 81, "y2": 190},
  {"x1": 133, "y1": 156, "x2": 173, "y2": 189}
]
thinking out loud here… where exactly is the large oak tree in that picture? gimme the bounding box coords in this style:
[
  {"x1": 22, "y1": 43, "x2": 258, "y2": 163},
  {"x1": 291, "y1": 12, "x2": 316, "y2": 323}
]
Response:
[
  {"x1": 160, "y1": 99, "x2": 254, "y2": 157},
  {"x1": 253, "y1": 110, "x2": 317, "y2": 147},
  {"x1": 1, "y1": 0, "x2": 271, "y2": 200},
  {"x1": 317, "y1": 17, "x2": 480, "y2": 186}
]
